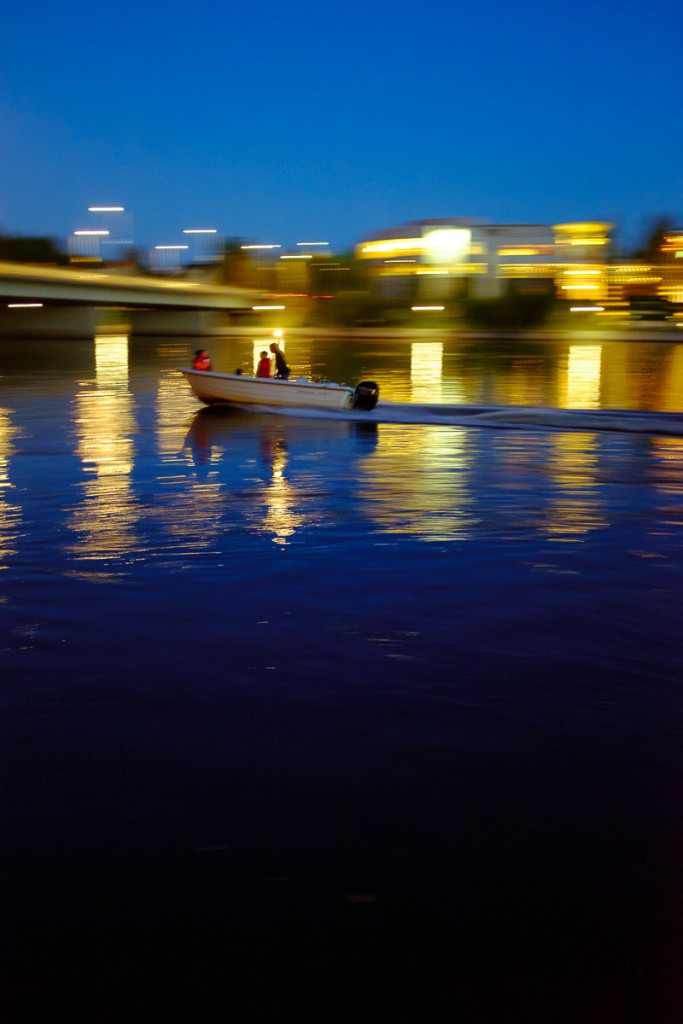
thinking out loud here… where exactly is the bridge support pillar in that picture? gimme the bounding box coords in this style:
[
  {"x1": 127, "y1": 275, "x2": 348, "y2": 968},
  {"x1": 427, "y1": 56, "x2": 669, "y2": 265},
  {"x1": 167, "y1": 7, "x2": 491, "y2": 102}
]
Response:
[
  {"x1": 129, "y1": 310, "x2": 234, "y2": 336},
  {"x1": 0, "y1": 307, "x2": 129, "y2": 339}
]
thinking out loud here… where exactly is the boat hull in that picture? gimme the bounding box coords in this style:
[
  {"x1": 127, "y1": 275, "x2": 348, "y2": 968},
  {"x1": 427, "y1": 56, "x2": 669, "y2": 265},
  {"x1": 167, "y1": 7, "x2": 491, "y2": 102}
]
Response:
[{"x1": 179, "y1": 368, "x2": 355, "y2": 410}]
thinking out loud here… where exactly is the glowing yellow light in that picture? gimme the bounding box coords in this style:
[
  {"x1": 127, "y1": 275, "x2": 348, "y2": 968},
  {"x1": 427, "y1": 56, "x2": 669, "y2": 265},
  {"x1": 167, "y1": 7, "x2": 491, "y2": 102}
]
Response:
[
  {"x1": 253, "y1": 305, "x2": 285, "y2": 310},
  {"x1": 94, "y1": 335, "x2": 129, "y2": 386},
  {"x1": 497, "y1": 248, "x2": 539, "y2": 256},
  {"x1": 411, "y1": 305, "x2": 445, "y2": 311},
  {"x1": 561, "y1": 285, "x2": 599, "y2": 290},
  {"x1": 564, "y1": 270, "x2": 601, "y2": 275},
  {"x1": 280, "y1": 254, "x2": 312, "y2": 259},
  {"x1": 425, "y1": 228, "x2": 471, "y2": 264},
  {"x1": 411, "y1": 342, "x2": 443, "y2": 402},
  {"x1": 361, "y1": 238, "x2": 425, "y2": 256},
  {"x1": 570, "y1": 306, "x2": 605, "y2": 312},
  {"x1": 564, "y1": 345, "x2": 602, "y2": 410},
  {"x1": 7, "y1": 303, "x2": 43, "y2": 308}
]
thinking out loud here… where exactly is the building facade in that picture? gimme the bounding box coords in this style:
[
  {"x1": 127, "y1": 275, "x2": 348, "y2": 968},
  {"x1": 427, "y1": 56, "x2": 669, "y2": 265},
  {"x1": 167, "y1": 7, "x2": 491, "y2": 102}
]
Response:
[{"x1": 356, "y1": 218, "x2": 614, "y2": 304}]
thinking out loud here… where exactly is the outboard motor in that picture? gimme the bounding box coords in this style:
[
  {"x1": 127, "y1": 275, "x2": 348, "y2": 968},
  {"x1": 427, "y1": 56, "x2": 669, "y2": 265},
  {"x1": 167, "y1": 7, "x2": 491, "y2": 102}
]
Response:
[{"x1": 352, "y1": 380, "x2": 379, "y2": 411}]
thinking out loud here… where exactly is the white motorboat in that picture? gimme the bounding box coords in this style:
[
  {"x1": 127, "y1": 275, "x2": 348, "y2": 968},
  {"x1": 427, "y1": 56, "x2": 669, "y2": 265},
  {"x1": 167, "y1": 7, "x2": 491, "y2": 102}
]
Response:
[{"x1": 179, "y1": 368, "x2": 379, "y2": 412}]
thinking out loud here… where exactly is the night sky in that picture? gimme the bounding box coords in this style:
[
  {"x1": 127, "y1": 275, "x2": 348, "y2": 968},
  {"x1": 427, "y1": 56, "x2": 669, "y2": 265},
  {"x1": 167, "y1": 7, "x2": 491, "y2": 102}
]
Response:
[{"x1": 1, "y1": 0, "x2": 681, "y2": 253}]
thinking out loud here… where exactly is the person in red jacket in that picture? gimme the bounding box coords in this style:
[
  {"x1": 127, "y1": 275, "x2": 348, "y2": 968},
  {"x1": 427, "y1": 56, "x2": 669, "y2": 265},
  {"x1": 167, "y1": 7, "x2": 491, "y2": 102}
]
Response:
[
  {"x1": 192, "y1": 349, "x2": 211, "y2": 371},
  {"x1": 256, "y1": 350, "x2": 271, "y2": 378}
]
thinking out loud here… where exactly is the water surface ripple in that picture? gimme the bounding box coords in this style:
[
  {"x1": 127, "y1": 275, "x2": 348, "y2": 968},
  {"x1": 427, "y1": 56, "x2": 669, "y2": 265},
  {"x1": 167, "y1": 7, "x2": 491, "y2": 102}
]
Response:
[{"x1": 0, "y1": 334, "x2": 681, "y2": 1022}]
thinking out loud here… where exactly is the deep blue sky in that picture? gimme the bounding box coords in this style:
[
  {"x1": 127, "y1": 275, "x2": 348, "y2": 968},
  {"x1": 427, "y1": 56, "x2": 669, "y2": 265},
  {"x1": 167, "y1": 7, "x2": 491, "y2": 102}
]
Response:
[{"x1": 1, "y1": 0, "x2": 681, "y2": 253}]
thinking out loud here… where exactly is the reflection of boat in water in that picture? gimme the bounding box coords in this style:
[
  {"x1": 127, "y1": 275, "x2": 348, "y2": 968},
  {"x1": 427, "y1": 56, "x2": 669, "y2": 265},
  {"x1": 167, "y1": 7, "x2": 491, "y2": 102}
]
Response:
[
  {"x1": 183, "y1": 406, "x2": 370, "y2": 467},
  {"x1": 178, "y1": 368, "x2": 379, "y2": 412}
]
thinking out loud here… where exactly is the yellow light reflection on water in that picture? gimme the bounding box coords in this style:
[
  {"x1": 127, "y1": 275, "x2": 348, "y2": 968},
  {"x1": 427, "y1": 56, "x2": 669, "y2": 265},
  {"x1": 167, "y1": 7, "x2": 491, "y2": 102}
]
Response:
[
  {"x1": 247, "y1": 429, "x2": 308, "y2": 544},
  {"x1": 410, "y1": 343, "x2": 443, "y2": 403},
  {"x1": 0, "y1": 405, "x2": 21, "y2": 566},
  {"x1": 545, "y1": 432, "x2": 605, "y2": 538},
  {"x1": 658, "y1": 345, "x2": 683, "y2": 413},
  {"x1": 157, "y1": 371, "x2": 202, "y2": 459},
  {"x1": 561, "y1": 345, "x2": 602, "y2": 409},
  {"x1": 651, "y1": 439, "x2": 683, "y2": 528},
  {"x1": 95, "y1": 334, "x2": 129, "y2": 386},
  {"x1": 357, "y1": 425, "x2": 474, "y2": 541},
  {"x1": 68, "y1": 336, "x2": 138, "y2": 571}
]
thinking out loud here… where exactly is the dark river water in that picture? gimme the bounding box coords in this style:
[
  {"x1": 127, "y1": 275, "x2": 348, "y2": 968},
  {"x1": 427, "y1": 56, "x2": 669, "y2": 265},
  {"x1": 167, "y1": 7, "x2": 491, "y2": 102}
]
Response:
[{"x1": 1, "y1": 332, "x2": 682, "y2": 1022}]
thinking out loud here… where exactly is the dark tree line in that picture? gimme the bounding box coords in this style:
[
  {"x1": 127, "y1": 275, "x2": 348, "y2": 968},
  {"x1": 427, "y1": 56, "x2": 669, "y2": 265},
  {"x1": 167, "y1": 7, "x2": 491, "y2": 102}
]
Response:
[{"x1": 0, "y1": 233, "x2": 69, "y2": 265}]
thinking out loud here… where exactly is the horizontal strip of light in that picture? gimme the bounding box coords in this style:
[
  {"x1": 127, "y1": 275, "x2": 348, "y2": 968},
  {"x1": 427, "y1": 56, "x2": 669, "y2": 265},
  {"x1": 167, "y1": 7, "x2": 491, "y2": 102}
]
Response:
[
  {"x1": 74, "y1": 230, "x2": 109, "y2": 236},
  {"x1": 411, "y1": 305, "x2": 445, "y2": 311},
  {"x1": 570, "y1": 306, "x2": 604, "y2": 312},
  {"x1": 562, "y1": 285, "x2": 599, "y2": 290},
  {"x1": 361, "y1": 238, "x2": 424, "y2": 254},
  {"x1": 241, "y1": 244, "x2": 281, "y2": 250},
  {"x1": 253, "y1": 305, "x2": 285, "y2": 310},
  {"x1": 88, "y1": 206, "x2": 124, "y2": 212},
  {"x1": 296, "y1": 241, "x2": 329, "y2": 246},
  {"x1": 183, "y1": 229, "x2": 218, "y2": 234},
  {"x1": 497, "y1": 248, "x2": 539, "y2": 256},
  {"x1": 280, "y1": 254, "x2": 312, "y2": 259},
  {"x1": 154, "y1": 245, "x2": 189, "y2": 250},
  {"x1": 8, "y1": 302, "x2": 43, "y2": 308},
  {"x1": 565, "y1": 270, "x2": 601, "y2": 275}
]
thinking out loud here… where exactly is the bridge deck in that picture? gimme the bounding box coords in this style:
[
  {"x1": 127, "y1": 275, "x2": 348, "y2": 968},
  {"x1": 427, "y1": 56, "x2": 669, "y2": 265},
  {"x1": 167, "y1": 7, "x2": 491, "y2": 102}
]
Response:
[{"x1": 0, "y1": 261, "x2": 260, "y2": 309}]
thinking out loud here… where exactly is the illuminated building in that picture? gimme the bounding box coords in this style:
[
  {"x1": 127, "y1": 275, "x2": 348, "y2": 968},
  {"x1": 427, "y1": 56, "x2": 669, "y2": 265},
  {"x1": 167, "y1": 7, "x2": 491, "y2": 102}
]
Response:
[
  {"x1": 69, "y1": 207, "x2": 133, "y2": 263},
  {"x1": 182, "y1": 229, "x2": 223, "y2": 264},
  {"x1": 356, "y1": 218, "x2": 613, "y2": 303},
  {"x1": 601, "y1": 229, "x2": 683, "y2": 317}
]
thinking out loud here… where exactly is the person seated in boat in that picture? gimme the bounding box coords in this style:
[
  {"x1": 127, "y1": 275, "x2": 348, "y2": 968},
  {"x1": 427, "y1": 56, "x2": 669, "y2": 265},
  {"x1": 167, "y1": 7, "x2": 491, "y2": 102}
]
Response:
[
  {"x1": 192, "y1": 349, "x2": 211, "y2": 371},
  {"x1": 256, "y1": 351, "x2": 271, "y2": 378},
  {"x1": 269, "y1": 342, "x2": 290, "y2": 380}
]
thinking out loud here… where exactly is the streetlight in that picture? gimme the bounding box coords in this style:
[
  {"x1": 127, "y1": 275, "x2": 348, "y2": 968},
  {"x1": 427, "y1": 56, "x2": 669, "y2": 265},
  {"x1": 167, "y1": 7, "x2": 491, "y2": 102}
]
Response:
[
  {"x1": 70, "y1": 229, "x2": 110, "y2": 261},
  {"x1": 152, "y1": 244, "x2": 189, "y2": 272}
]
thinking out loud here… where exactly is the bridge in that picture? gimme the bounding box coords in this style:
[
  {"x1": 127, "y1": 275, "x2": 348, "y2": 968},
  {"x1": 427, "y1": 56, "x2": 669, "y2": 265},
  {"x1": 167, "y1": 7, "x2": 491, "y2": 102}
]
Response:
[{"x1": 0, "y1": 261, "x2": 264, "y2": 337}]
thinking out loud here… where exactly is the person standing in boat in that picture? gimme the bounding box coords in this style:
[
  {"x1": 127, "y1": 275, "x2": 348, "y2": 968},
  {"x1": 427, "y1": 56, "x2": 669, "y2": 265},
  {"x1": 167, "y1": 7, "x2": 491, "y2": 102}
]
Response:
[
  {"x1": 192, "y1": 349, "x2": 211, "y2": 371},
  {"x1": 269, "y1": 342, "x2": 290, "y2": 380},
  {"x1": 256, "y1": 350, "x2": 271, "y2": 378}
]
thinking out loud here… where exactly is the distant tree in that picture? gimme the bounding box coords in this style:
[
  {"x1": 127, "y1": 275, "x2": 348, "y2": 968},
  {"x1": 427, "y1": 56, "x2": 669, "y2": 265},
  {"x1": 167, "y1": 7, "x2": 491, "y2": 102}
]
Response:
[
  {"x1": 308, "y1": 251, "x2": 363, "y2": 295},
  {"x1": 122, "y1": 247, "x2": 150, "y2": 274},
  {"x1": 632, "y1": 216, "x2": 676, "y2": 261},
  {"x1": 0, "y1": 233, "x2": 68, "y2": 265},
  {"x1": 462, "y1": 292, "x2": 555, "y2": 329},
  {"x1": 215, "y1": 238, "x2": 255, "y2": 287}
]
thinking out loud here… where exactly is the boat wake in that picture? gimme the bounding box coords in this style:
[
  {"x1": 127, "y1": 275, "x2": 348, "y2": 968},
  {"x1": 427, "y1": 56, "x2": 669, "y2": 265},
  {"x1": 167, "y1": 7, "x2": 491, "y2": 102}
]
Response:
[{"x1": 238, "y1": 401, "x2": 683, "y2": 436}]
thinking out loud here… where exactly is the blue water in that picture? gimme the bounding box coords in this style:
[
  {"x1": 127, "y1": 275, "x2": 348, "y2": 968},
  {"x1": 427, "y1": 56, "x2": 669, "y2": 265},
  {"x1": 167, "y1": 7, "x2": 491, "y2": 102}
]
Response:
[{"x1": 1, "y1": 335, "x2": 682, "y2": 1021}]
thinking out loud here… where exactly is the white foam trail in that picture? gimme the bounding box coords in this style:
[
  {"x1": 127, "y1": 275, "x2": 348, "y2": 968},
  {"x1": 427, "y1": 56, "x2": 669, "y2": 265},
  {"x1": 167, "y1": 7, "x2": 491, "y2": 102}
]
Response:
[{"x1": 235, "y1": 401, "x2": 683, "y2": 437}]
